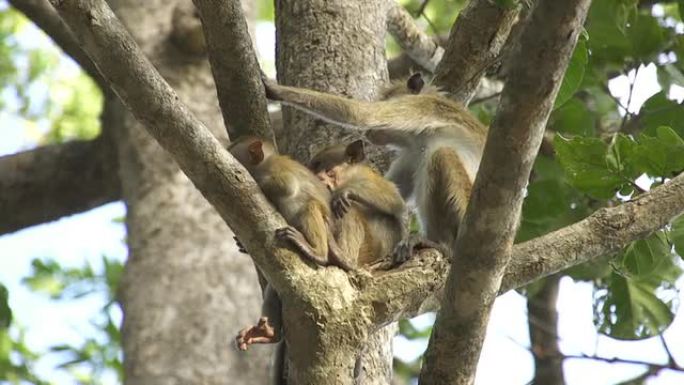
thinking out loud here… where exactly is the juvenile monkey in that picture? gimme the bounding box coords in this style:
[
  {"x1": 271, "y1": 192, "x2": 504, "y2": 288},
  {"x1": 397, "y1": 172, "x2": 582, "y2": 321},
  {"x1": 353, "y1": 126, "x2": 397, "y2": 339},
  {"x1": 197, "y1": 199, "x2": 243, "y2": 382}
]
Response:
[
  {"x1": 265, "y1": 74, "x2": 486, "y2": 248},
  {"x1": 309, "y1": 139, "x2": 407, "y2": 267},
  {"x1": 229, "y1": 135, "x2": 352, "y2": 352},
  {"x1": 228, "y1": 135, "x2": 352, "y2": 270}
]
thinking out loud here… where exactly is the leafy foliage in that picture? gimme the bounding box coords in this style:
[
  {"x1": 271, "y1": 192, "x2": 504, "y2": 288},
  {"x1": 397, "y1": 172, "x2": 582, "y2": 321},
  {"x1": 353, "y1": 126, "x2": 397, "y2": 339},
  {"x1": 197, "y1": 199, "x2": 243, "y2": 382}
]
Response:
[
  {"x1": 22, "y1": 256, "x2": 124, "y2": 383},
  {"x1": 0, "y1": 3, "x2": 102, "y2": 147}
]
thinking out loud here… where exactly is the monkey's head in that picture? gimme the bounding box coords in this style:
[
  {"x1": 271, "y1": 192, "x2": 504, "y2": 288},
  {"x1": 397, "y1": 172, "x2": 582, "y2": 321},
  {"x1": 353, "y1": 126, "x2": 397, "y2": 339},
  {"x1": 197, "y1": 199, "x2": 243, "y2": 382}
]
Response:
[
  {"x1": 309, "y1": 139, "x2": 365, "y2": 189},
  {"x1": 379, "y1": 73, "x2": 425, "y2": 99},
  {"x1": 228, "y1": 135, "x2": 277, "y2": 172}
]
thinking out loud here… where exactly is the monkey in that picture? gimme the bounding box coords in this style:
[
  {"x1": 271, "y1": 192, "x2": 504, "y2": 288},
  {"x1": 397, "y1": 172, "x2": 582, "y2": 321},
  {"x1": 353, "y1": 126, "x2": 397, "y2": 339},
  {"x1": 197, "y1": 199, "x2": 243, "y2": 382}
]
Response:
[
  {"x1": 309, "y1": 139, "x2": 407, "y2": 268},
  {"x1": 264, "y1": 73, "x2": 486, "y2": 250},
  {"x1": 229, "y1": 135, "x2": 354, "y2": 353},
  {"x1": 228, "y1": 135, "x2": 353, "y2": 271}
]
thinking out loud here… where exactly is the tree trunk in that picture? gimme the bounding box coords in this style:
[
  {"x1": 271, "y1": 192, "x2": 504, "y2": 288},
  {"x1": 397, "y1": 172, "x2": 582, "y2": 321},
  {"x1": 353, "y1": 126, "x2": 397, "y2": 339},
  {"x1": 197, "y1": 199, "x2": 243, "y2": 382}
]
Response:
[
  {"x1": 528, "y1": 275, "x2": 565, "y2": 385},
  {"x1": 274, "y1": 0, "x2": 394, "y2": 383},
  {"x1": 111, "y1": 1, "x2": 270, "y2": 384}
]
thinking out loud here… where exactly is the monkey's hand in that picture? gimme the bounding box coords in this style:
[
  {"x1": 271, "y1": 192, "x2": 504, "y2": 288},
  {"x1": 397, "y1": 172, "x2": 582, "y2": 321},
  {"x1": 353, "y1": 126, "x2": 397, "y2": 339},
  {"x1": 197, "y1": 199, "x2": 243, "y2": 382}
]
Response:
[
  {"x1": 236, "y1": 317, "x2": 277, "y2": 351},
  {"x1": 232, "y1": 235, "x2": 248, "y2": 254},
  {"x1": 331, "y1": 191, "x2": 353, "y2": 219}
]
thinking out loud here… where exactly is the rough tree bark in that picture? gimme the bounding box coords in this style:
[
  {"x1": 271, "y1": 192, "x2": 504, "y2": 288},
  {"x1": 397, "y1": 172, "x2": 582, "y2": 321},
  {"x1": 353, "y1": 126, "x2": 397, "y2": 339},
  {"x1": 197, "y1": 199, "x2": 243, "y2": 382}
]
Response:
[
  {"x1": 420, "y1": 1, "x2": 592, "y2": 383},
  {"x1": 274, "y1": 0, "x2": 396, "y2": 383},
  {"x1": 109, "y1": 1, "x2": 271, "y2": 384},
  {"x1": 9, "y1": 0, "x2": 272, "y2": 384}
]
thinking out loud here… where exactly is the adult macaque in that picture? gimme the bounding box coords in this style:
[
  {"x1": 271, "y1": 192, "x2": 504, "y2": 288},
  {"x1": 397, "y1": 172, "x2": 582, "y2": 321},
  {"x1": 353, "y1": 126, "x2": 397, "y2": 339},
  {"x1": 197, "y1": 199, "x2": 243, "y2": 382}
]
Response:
[{"x1": 264, "y1": 74, "x2": 486, "y2": 247}]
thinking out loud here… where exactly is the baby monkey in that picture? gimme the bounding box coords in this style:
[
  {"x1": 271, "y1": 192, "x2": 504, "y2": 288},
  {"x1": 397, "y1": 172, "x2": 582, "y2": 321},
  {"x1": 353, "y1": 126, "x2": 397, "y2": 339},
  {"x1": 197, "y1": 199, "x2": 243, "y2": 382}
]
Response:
[
  {"x1": 309, "y1": 139, "x2": 407, "y2": 267},
  {"x1": 228, "y1": 135, "x2": 351, "y2": 271}
]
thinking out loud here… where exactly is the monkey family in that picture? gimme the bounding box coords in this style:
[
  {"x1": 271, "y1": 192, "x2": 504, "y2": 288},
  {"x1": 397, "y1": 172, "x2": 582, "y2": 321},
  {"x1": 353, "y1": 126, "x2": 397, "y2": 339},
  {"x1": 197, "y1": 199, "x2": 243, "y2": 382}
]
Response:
[{"x1": 232, "y1": 73, "x2": 487, "y2": 351}]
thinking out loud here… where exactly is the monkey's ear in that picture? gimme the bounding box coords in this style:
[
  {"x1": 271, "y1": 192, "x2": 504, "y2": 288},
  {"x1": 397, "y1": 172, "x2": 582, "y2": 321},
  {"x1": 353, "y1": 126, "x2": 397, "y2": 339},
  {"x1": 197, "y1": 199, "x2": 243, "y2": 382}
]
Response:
[
  {"x1": 407, "y1": 73, "x2": 424, "y2": 94},
  {"x1": 346, "y1": 140, "x2": 365, "y2": 163},
  {"x1": 247, "y1": 140, "x2": 265, "y2": 164}
]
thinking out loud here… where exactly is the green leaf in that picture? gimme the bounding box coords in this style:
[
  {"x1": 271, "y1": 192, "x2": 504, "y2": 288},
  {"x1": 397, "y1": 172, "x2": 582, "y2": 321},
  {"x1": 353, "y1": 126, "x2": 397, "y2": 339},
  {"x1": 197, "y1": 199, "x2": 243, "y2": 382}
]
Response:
[
  {"x1": 0, "y1": 285, "x2": 11, "y2": 329},
  {"x1": 555, "y1": 39, "x2": 588, "y2": 108},
  {"x1": 607, "y1": 134, "x2": 640, "y2": 181},
  {"x1": 398, "y1": 319, "x2": 432, "y2": 339},
  {"x1": 639, "y1": 92, "x2": 684, "y2": 138},
  {"x1": 567, "y1": 257, "x2": 613, "y2": 281},
  {"x1": 626, "y1": 13, "x2": 667, "y2": 61},
  {"x1": 618, "y1": 231, "x2": 671, "y2": 278},
  {"x1": 632, "y1": 126, "x2": 684, "y2": 177},
  {"x1": 594, "y1": 272, "x2": 676, "y2": 340},
  {"x1": 585, "y1": 0, "x2": 633, "y2": 65},
  {"x1": 554, "y1": 135, "x2": 625, "y2": 198},
  {"x1": 671, "y1": 215, "x2": 684, "y2": 258},
  {"x1": 551, "y1": 98, "x2": 595, "y2": 136},
  {"x1": 657, "y1": 64, "x2": 684, "y2": 90}
]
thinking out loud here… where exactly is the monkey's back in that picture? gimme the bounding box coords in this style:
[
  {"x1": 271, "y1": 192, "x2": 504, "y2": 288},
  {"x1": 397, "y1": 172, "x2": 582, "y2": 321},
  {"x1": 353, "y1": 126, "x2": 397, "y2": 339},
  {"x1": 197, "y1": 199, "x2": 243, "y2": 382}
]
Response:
[{"x1": 256, "y1": 155, "x2": 333, "y2": 224}]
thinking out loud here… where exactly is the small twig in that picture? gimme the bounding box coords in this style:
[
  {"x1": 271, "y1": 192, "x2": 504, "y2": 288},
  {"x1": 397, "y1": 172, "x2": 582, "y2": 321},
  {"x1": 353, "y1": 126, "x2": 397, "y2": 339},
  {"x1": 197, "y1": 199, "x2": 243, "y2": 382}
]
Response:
[
  {"x1": 660, "y1": 334, "x2": 679, "y2": 368},
  {"x1": 414, "y1": 0, "x2": 431, "y2": 18},
  {"x1": 562, "y1": 353, "x2": 684, "y2": 372},
  {"x1": 600, "y1": 83, "x2": 631, "y2": 113},
  {"x1": 620, "y1": 66, "x2": 640, "y2": 131}
]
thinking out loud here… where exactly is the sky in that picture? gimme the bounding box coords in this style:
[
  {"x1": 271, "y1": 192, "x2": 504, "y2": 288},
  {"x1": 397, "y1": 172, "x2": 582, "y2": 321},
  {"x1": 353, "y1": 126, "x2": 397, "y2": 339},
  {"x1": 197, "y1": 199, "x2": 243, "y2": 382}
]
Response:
[{"x1": 1, "y1": 7, "x2": 684, "y2": 385}]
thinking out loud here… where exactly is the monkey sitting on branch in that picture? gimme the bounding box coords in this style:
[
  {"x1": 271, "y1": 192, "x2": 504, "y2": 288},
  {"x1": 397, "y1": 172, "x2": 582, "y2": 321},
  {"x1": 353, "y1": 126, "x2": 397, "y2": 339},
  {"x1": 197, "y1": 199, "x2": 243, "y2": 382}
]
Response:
[
  {"x1": 309, "y1": 139, "x2": 407, "y2": 269},
  {"x1": 229, "y1": 135, "x2": 354, "y2": 351},
  {"x1": 264, "y1": 73, "x2": 487, "y2": 249}
]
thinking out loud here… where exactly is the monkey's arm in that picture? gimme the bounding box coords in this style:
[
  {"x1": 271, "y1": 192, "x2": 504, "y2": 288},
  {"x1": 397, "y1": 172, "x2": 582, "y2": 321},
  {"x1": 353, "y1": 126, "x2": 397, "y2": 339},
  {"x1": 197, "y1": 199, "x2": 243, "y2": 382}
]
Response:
[
  {"x1": 335, "y1": 175, "x2": 406, "y2": 220},
  {"x1": 264, "y1": 80, "x2": 445, "y2": 135}
]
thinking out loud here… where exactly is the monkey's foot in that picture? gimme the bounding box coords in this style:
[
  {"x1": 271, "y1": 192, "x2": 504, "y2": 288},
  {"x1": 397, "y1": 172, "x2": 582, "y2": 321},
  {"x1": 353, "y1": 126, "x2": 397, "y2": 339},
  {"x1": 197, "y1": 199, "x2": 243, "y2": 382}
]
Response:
[
  {"x1": 390, "y1": 235, "x2": 442, "y2": 267},
  {"x1": 236, "y1": 317, "x2": 277, "y2": 351},
  {"x1": 275, "y1": 226, "x2": 329, "y2": 266}
]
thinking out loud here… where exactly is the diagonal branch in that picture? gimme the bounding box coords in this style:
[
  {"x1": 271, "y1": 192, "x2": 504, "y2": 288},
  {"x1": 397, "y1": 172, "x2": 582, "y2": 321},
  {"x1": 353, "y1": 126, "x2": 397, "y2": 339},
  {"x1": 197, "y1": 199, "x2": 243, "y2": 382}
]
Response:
[
  {"x1": 433, "y1": 0, "x2": 519, "y2": 104},
  {"x1": 192, "y1": 0, "x2": 273, "y2": 141},
  {"x1": 503, "y1": 172, "x2": 684, "y2": 291},
  {"x1": 47, "y1": 0, "x2": 310, "y2": 297},
  {"x1": 419, "y1": 1, "x2": 592, "y2": 383},
  {"x1": 9, "y1": 0, "x2": 105, "y2": 87},
  {"x1": 368, "y1": 171, "x2": 684, "y2": 326},
  {"x1": 386, "y1": 1, "x2": 443, "y2": 73},
  {"x1": 0, "y1": 135, "x2": 120, "y2": 235}
]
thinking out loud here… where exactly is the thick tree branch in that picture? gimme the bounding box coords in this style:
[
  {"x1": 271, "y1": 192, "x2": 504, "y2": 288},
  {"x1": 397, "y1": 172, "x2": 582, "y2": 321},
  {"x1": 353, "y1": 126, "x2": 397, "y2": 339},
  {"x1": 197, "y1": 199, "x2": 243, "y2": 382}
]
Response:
[
  {"x1": 0, "y1": 136, "x2": 119, "y2": 235},
  {"x1": 192, "y1": 0, "x2": 273, "y2": 141},
  {"x1": 503, "y1": 172, "x2": 684, "y2": 290},
  {"x1": 419, "y1": 1, "x2": 591, "y2": 383},
  {"x1": 369, "y1": 171, "x2": 684, "y2": 325},
  {"x1": 433, "y1": 0, "x2": 519, "y2": 104},
  {"x1": 386, "y1": 1, "x2": 443, "y2": 73},
  {"x1": 46, "y1": 0, "x2": 316, "y2": 298},
  {"x1": 9, "y1": 0, "x2": 105, "y2": 87}
]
